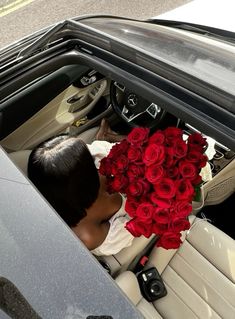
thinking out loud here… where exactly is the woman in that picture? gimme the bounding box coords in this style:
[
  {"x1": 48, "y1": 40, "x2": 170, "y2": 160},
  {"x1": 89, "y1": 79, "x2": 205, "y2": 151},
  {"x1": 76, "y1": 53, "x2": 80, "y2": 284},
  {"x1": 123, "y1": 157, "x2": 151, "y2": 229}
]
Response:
[{"x1": 28, "y1": 120, "x2": 133, "y2": 256}]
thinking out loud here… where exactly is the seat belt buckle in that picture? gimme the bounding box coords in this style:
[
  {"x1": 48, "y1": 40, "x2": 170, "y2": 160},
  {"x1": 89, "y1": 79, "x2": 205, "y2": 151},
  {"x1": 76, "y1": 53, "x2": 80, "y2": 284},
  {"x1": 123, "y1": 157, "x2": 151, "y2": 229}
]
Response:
[
  {"x1": 140, "y1": 256, "x2": 149, "y2": 267},
  {"x1": 134, "y1": 255, "x2": 149, "y2": 274}
]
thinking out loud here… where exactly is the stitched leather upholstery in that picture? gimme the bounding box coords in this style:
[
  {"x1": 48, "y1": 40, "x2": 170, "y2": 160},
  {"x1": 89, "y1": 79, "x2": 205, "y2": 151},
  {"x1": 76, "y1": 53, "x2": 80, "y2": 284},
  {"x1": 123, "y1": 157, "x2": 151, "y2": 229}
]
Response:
[
  {"x1": 116, "y1": 217, "x2": 235, "y2": 319},
  {"x1": 8, "y1": 127, "x2": 99, "y2": 175}
]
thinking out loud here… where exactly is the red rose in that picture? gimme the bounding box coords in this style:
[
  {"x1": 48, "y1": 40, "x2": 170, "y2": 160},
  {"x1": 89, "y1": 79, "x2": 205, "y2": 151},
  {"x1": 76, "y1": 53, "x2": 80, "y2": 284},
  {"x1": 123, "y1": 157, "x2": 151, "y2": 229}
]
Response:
[
  {"x1": 191, "y1": 175, "x2": 202, "y2": 186},
  {"x1": 149, "y1": 130, "x2": 165, "y2": 145},
  {"x1": 187, "y1": 150, "x2": 207, "y2": 168},
  {"x1": 140, "y1": 179, "x2": 151, "y2": 196},
  {"x1": 187, "y1": 150, "x2": 203, "y2": 164},
  {"x1": 172, "y1": 218, "x2": 190, "y2": 233},
  {"x1": 111, "y1": 164, "x2": 119, "y2": 175},
  {"x1": 199, "y1": 155, "x2": 208, "y2": 168},
  {"x1": 127, "y1": 127, "x2": 150, "y2": 146},
  {"x1": 157, "y1": 231, "x2": 182, "y2": 249},
  {"x1": 171, "y1": 200, "x2": 192, "y2": 218},
  {"x1": 176, "y1": 179, "x2": 195, "y2": 201},
  {"x1": 109, "y1": 140, "x2": 129, "y2": 159},
  {"x1": 188, "y1": 144, "x2": 204, "y2": 153},
  {"x1": 125, "y1": 199, "x2": 139, "y2": 217},
  {"x1": 127, "y1": 164, "x2": 145, "y2": 180},
  {"x1": 99, "y1": 158, "x2": 112, "y2": 176},
  {"x1": 163, "y1": 147, "x2": 176, "y2": 168},
  {"x1": 145, "y1": 164, "x2": 164, "y2": 183},
  {"x1": 152, "y1": 222, "x2": 168, "y2": 235},
  {"x1": 136, "y1": 202, "x2": 155, "y2": 223},
  {"x1": 188, "y1": 133, "x2": 207, "y2": 150},
  {"x1": 154, "y1": 178, "x2": 176, "y2": 199},
  {"x1": 143, "y1": 144, "x2": 165, "y2": 166},
  {"x1": 125, "y1": 219, "x2": 142, "y2": 237},
  {"x1": 127, "y1": 147, "x2": 142, "y2": 163},
  {"x1": 127, "y1": 179, "x2": 145, "y2": 197},
  {"x1": 167, "y1": 167, "x2": 179, "y2": 179},
  {"x1": 150, "y1": 194, "x2": 171, "y2": 208},
  {"x1": 164, "y1": 127, "x2": 183, "y2": 146},
  {"x1": 116, "y1": 155, "x2": 129, "y2": 171},
  {"x1": 99, "y1": 126, "x2": 205, "y2": 250},
  {"x1": 125, "y1": 219, "x2": 153, "y2": 238},
  {"x1": 173, "y1": 139, "x2": 188, "y2": 158},
  {"x1": 154, "y1": 208, "x2": 170, "y2": 224},
  {"x1": 111, "y1": 175, "x2": 128, "y2": 192},
  {"x1": 178, "y1": 160, "x2": 197, "y2": 179}
]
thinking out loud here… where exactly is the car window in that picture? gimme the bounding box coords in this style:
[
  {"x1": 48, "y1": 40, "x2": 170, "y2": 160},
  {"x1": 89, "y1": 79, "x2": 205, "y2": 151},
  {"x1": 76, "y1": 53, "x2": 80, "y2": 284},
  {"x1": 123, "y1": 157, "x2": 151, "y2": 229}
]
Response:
[{"x1": 80, "y1": 18, "x2": 235, "y2": 102}]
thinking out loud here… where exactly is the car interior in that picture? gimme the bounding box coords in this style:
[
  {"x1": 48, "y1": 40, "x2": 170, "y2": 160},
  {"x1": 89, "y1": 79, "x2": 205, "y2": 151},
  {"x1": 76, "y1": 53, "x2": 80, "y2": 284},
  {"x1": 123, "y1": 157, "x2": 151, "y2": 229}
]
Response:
[{"x1": 0, "y1": 63, "x2": 234, "y2": 318}]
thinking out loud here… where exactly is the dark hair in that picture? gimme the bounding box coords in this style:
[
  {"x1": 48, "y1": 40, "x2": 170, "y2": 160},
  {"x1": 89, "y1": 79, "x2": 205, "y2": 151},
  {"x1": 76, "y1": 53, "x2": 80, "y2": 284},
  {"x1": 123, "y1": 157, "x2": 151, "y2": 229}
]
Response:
[{"x1": 28, "y1": 135, "x2": 100, "y2": 227}]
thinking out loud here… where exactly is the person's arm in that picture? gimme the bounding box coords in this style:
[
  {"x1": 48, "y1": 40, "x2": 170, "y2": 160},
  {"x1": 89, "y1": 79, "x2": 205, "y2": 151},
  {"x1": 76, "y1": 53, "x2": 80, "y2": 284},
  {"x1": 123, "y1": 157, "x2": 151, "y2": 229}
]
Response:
[{"x1": 71, "y1": 222, "x2": 109, "y2": 251}]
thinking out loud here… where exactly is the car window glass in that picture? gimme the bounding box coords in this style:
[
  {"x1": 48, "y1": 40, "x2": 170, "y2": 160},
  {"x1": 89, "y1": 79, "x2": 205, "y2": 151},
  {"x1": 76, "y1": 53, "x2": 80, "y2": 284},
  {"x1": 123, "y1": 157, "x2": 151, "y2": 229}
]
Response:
[{"x1": 81, "y1": 18, "x2": 235, "y2": 97}]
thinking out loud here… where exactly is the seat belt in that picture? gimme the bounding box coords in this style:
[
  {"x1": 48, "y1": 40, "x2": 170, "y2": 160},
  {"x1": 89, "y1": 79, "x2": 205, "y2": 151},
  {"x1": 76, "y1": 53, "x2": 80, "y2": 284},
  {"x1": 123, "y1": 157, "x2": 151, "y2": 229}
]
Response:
[{"x1": 127, "y1": 236, "x2": 158, "y2": 273}]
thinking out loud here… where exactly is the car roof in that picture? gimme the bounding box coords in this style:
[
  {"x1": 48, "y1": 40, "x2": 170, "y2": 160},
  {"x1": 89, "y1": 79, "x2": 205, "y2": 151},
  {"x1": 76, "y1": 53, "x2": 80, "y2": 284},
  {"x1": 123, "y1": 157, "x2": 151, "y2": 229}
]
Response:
[
  {"x1": 0, "y1": 146, "x2": 142, "y2": 318},
  {"x1": 0, "y1": 16, "x2": 234, "y2": 149}
]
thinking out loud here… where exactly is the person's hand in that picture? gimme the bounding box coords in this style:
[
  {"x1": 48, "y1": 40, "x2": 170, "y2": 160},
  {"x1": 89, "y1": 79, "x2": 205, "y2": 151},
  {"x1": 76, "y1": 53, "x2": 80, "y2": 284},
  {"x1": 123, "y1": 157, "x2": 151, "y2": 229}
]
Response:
[{"x1": 96, "y1": 119, "x2": 126, "y2": 142}]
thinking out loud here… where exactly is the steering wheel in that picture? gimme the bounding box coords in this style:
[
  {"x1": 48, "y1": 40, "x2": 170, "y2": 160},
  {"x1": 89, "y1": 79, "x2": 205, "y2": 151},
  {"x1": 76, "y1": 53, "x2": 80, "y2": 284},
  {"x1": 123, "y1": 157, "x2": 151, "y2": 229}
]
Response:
[{"x1": 110, "y1": 81, "x2": 166, "y2": 128}]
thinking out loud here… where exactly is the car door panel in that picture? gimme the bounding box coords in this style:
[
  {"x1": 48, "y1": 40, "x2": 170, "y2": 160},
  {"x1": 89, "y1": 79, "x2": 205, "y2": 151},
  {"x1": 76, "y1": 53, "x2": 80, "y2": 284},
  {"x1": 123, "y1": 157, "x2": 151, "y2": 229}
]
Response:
[
  {"x1": 0, "y1": 65, "x2": 90, "y2": 141},
  {"x1": 1, "y1": 78, "x2": 108, "y2": 151}
]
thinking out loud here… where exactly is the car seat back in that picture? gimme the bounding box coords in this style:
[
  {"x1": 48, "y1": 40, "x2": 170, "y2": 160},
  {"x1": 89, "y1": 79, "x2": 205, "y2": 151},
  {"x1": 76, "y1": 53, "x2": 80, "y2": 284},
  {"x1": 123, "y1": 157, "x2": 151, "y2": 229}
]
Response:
[{"x1": 116, "y1": 217, "x2": 235, "y2": 319}]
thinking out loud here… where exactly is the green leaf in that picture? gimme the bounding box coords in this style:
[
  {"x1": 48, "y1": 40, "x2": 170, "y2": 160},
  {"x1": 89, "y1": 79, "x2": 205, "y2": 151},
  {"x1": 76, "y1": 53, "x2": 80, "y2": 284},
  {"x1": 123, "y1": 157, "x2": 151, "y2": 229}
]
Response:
[{"x1": 194, "y1": 185, "x2": 202, "y2": 202}]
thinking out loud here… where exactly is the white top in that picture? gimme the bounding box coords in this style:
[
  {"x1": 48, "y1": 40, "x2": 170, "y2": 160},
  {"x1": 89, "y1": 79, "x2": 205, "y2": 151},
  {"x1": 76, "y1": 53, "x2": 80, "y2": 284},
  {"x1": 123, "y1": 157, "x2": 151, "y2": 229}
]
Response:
[{"x1": 87, "y1": 141, "x2": 134, "y2": 256}]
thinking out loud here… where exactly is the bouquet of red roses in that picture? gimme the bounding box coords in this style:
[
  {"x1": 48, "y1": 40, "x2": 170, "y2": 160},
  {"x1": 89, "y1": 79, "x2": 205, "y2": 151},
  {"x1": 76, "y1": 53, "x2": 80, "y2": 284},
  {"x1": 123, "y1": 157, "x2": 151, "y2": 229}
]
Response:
[{"x1": 99, "y1": 127, "x2": 207, "y2": 249}]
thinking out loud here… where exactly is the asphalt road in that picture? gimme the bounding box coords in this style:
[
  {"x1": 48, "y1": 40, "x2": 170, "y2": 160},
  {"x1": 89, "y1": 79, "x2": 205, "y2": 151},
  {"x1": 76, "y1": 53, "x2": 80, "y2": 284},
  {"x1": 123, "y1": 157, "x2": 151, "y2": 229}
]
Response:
[{"x1": 0, "y1": 0, "x2": 191, "y2": 49}]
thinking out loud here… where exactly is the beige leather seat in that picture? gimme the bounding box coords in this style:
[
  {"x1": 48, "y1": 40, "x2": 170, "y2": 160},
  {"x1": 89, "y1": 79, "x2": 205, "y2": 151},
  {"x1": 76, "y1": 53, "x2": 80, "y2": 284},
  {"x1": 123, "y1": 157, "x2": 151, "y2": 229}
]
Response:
[
  {"x1": 116, "y1": 216, "x2": 235, "y2": 319},
  {"x1": 8, "y1": 126, "x2": 100, "y2": 175}
]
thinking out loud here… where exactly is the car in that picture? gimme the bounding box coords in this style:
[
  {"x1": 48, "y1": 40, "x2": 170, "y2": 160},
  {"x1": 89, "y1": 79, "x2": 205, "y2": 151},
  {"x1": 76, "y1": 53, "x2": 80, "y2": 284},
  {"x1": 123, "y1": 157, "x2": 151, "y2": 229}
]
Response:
[{"x1": 0, "y1": 2, "x2": 234, "y2": 318}]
